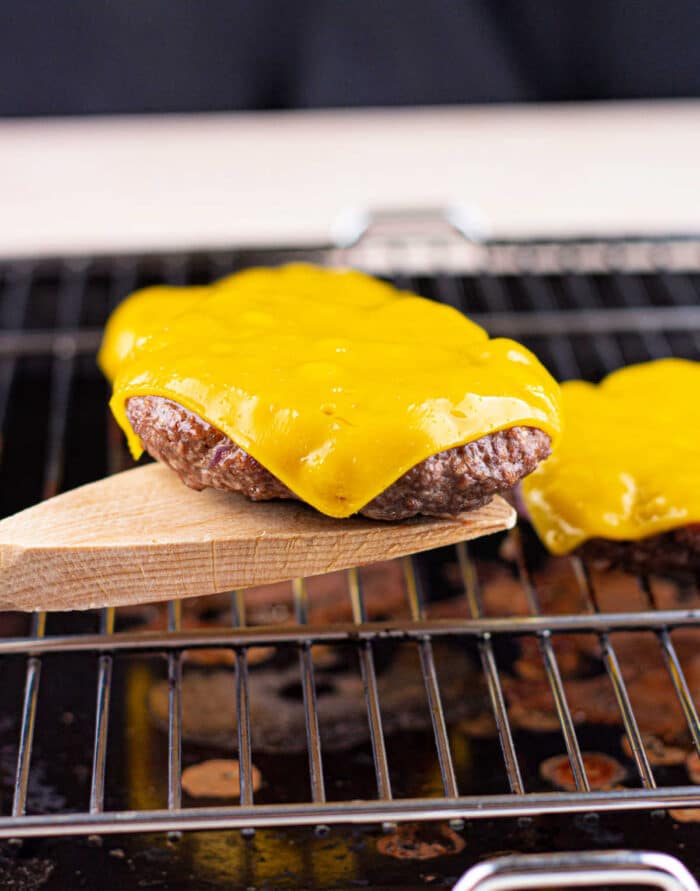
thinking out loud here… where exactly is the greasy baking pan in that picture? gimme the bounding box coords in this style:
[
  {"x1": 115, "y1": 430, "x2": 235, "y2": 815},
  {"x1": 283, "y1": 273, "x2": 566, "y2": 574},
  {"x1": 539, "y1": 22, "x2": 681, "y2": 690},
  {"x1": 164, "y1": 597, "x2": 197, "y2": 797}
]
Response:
[{"x1": 1, "y1": 228, "x2": 700, "y2": 890}]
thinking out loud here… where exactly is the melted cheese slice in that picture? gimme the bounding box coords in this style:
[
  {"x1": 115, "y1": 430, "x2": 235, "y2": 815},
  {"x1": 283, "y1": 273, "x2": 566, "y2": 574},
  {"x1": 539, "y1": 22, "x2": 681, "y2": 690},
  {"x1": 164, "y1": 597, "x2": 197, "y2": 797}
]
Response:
[
  {"x1": 104, "y1": 264, "x2": 561, "y2": 518},
  {"x1": 522, "y1": 358, "x2": 700, "y2": 554},
  {"x1": 99, "y1": 284, "x2": 212, "y2": 381}
]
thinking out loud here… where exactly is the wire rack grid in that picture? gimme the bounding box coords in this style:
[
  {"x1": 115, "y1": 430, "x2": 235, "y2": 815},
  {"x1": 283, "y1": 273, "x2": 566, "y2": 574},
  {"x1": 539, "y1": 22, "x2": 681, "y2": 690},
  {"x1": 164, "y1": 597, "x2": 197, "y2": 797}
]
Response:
[{"x1": 0, "y1": 238, "x2": 699, "y2": 843}]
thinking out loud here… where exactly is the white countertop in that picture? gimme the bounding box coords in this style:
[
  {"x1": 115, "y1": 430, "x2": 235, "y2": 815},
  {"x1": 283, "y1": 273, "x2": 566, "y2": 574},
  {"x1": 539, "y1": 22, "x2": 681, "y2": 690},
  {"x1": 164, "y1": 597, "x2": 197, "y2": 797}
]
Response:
[{"x1": 1, "y1": 101, "x2": 699, "y2": 258}]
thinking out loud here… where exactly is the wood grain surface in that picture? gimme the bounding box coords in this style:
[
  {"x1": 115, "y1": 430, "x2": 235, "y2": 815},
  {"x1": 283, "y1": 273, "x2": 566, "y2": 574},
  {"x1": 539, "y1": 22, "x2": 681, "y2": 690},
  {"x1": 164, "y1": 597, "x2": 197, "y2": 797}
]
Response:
[{"x1": 0, "y1": 463, "x2": 516, "y2": 611}]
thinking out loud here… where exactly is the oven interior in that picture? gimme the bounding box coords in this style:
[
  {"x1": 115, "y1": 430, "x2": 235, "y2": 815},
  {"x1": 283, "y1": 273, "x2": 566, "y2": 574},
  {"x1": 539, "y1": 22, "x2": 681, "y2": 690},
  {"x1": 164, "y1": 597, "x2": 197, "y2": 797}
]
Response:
[{"x1": 1, "y1": 235, "x2": 700, "y2": 890}]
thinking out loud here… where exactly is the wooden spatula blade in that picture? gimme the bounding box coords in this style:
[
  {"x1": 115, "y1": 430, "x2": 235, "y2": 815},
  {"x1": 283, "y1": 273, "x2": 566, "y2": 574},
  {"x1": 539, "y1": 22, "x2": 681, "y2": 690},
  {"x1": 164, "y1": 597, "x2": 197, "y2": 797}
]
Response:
[{"x1": 0, "y1": 463, "x2": 515, "y2": 611}]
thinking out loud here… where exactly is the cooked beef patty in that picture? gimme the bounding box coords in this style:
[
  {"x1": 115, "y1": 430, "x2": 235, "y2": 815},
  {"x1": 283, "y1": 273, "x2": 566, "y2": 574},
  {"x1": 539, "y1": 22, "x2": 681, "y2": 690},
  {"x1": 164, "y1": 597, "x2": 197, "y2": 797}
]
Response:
[
  {"x1": 126, "y1": 395, "x2": 551, "y2": 520},
  {"x1": 579, "y1": 525, "x2": 700, "y2": 575}
]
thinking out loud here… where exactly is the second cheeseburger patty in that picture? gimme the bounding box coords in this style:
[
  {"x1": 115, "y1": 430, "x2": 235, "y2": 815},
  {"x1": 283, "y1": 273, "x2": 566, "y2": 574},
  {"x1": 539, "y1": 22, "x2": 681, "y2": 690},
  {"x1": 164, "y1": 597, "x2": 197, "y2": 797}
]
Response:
[{"x1": 127, "y1": 395, "x2": 551, "y2": 521}]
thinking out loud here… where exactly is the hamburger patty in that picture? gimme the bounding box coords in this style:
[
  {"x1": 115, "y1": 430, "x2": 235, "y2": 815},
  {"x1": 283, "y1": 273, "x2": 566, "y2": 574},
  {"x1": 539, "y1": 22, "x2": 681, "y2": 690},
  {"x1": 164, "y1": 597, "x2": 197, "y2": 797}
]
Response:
[
  {"x1": 126, "y1": 395, "x2": 551, "y2": 520},
  {"x1": 579, "y1": 525, "x2": 700, "y2": 575}
]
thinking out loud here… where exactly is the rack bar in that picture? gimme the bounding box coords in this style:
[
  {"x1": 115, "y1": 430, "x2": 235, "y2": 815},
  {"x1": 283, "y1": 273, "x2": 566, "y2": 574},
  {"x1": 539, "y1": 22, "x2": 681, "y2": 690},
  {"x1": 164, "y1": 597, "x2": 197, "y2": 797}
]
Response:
[
  {"x1": 4, "y1": 786, "x2": 700, "y2": 838},
  {"x1": 10, "y1": 266, "x2": 85, "y2": 818},
  {"x1": 539, "y1": 642, "x2": 590, "y2": 791},
  {"x1": 231, "y1": 590, "x2": 255, "y2": 808},
  {"x1": 657, "y1": 272, "x2": 700, "y2": 351},
  {"x1": 518, "y1": 274, "x2": 580, "y2": 376},
  {"x1": 638, "y1": 577, "x2": 700, "y2": 757},
  {"x1": 89, "y1": 608, "x2": 115, "y2": 814},
  {"x1": 4, "y1": 608, "x2": 700, "y2": 655},
  {"x1": 167, "y1": 601, "x2": 182, "y2": 811},
  {"x1": 403, "y1": 557, "x2": 459, "y2": 799},
  {"x1": 456, "y1": 544, "x2": 524, "y2": 795},
  {"x1": 432, "y1": 272, "x2": 463, "y2": 309},
  {"x1": 510, "y1": 530, "x2": 589, "y2": 792},
  {"x1": 87, "y1": 257, "x2": 132, "y2": 814},
  {"x1": 43, "y1": 262, "x2": 87, "y2": 499},
  {"x1": 659, "y1": 271, "x2": 700, "y2": 306},
  {"x1": 207, "y1": 251, "x2": 239, "y2": 280},
  {"x1": 12, "y1": 612, "x2": 46, "y2": 817},
  {"x1": 659, "y1": 631, "x2": 700, "y2": 757},
  {"x1": 162, "y1": 254, "x2": 189, "y2": 287},
  {"x1": 574, "y1": 560, "x2": 656, "y2": 789},
  {"x1": 472, "y1": 273, "x2": 511, "y2": 313},
  {"x1": 560, "y1": 271, "x2": 628, "y2": 372},
  {"x1": 600, "y1": 634, "x2": 656, "y2": 788},
  {"x1": 0, "y1": 329, "x2": 101, "y2": 358},
  {"x1": 107, "y1": 257, "x2": 140, "y2": 313},
  {"x1": 0, "y1": 263, "x2": 33, "y2": 444},
  {"x1": 292, "y1": 578, "x2": 326, "y2": 804},
  {"x1": 347, "y1": 568, "x2": 392, "y2": 801},
  {"x1": 612, "y1": 271, "x2": 671, "y2": 360}
]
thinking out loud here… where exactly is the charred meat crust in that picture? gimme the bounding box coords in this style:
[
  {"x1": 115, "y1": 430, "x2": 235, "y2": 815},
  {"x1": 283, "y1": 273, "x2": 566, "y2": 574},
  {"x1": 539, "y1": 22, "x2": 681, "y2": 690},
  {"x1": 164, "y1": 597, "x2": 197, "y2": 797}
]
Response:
[
  {"x1": 126, "y1": 395, "x2": 552, "y2": 520},
  {"x1": 579, "y1": 526, "x2": 700, "y2": 574}
]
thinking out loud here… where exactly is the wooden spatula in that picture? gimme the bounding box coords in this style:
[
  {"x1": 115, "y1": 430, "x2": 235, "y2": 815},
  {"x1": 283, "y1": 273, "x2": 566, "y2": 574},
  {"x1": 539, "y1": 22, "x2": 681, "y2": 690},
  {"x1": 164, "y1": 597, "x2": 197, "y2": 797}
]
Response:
[{"x1": 0, "y1": 463, "x2": 515, "y2": 611}]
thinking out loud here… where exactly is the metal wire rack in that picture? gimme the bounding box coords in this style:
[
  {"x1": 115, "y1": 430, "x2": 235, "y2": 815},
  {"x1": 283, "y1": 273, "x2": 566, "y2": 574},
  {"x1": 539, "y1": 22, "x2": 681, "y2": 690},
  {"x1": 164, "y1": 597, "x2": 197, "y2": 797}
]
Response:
[{"x1": 0, "y1": 233, "x2": 700, "y2": 852}]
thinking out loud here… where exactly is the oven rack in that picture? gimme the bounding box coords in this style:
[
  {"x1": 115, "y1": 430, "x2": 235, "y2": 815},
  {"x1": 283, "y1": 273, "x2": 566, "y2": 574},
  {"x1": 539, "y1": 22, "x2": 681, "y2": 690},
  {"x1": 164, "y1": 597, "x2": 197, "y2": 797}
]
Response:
[
  {"x1": 1, "y1": 541, "x2": 700, "y2": 839},
  {"x1": 0, "y1": 234, "x2": 699, "y2": 848}
]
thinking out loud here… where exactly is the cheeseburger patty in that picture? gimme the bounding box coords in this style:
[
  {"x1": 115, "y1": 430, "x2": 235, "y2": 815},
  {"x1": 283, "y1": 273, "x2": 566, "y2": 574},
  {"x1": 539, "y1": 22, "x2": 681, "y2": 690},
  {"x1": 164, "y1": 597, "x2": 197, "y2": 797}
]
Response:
[
  {"x1": 126, "y1": 395, "x2": 551, "y2": 521},
  {"x1": 579, "y1": 525, "x2": 700, "y2": 575}
]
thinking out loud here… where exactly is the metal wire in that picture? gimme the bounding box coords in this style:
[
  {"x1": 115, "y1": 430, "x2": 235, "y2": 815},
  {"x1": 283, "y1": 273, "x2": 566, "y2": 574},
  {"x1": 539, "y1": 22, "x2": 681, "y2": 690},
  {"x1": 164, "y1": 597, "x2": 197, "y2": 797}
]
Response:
[
  {"x1": 43, "y1": 261, "x2": 87, "y2": 499},
  {"x1": 12, "y1": 612, "x2": 45, "y2": 818},
  {"x1": 403, "y1": 556, "x2": 460, "y2": 799},
  {"x1": 456, "y1": 543, "x2": 524, "y2": 795},
  {"x1": 573, "y1": 559, "x2": 657, "y2": 789},
  {"x1": 292, "y1": 578, "x2": 327, "y2": 804},
  {"x1": 89, "y1": 608, "x2": 114, "y2": 814},
  {"x1": 638, "y1": 576, "x2": 700, "y2": 757},
  {"x1": 0, "y1": 263, "x2": 33, "y2": 448},
  {"x1": 509, "y1": 530, "x2": 589, "y2": 793},
  {"x1": 347, "y1": 567, "x2": 393, "y2": 802},
  {"x1": 232, "y1": 590, "x2": 255, "y2": 809},
  {"x1": 167, "y1": 600, "x2": 183, "y2": 811},
  {"x1": 4, "y1": 788, "x2": 700, "y2": 838},
  {"x1": 4, "y1": 609, "x2": 700, "y2": 655}
]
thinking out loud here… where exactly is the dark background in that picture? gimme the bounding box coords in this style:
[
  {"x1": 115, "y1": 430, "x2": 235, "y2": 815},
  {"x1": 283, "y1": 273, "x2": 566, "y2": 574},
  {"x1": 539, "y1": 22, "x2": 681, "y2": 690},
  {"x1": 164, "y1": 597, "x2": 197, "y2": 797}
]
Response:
[{"x1": 1, "y1": 1, "x2": 699, "y2": 117}]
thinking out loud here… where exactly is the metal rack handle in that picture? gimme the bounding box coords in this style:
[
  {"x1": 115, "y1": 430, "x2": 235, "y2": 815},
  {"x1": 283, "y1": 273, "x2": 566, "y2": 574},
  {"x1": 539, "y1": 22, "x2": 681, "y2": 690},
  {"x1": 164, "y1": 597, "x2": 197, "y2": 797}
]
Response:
[
  {"x1": 453, "y1": 851, "x2": 699, "y2": 891},
  {"x1": 330, "y1": 206, "x2": 487, "y2": 272}
]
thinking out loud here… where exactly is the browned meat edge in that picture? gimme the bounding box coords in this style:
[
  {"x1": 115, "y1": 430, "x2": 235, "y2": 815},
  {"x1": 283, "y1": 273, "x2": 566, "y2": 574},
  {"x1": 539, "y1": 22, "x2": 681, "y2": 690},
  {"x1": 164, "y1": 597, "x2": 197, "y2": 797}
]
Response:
[
  {"x1": 578, "y1": 526, "x2": 700, "y2": 575},
  {"x1": 126, "y1": 395, "x2": 552, "y2": 520}
]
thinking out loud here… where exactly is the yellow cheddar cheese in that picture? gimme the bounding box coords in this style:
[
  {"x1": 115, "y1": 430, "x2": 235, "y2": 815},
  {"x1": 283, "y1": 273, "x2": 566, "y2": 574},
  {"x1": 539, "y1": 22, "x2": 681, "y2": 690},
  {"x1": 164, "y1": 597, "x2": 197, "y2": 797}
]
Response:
[
  {"x1": 99, "y1": 284, "x2": 211, "y2": 381},
  {"x1": 522, "y1": 358, "x2": 700, "y2": 554}
]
